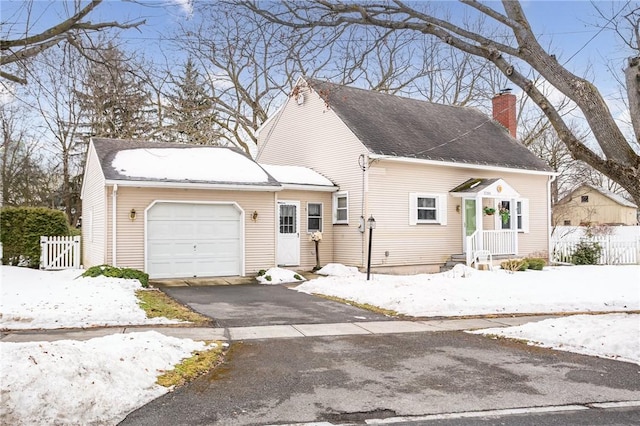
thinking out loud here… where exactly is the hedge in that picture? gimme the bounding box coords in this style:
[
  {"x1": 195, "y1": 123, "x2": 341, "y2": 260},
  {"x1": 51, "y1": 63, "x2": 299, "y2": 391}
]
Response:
[{"x1": 1, "y1": 207, "x2": 71, "y2": 267}]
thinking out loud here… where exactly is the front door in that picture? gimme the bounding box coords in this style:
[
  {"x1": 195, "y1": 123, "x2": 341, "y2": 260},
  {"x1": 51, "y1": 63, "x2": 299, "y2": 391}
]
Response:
[
  {"x1": 277, "y1": 201, "x2": 300, "y2": 266},
  {"x1": 463, "y1": 198, "x2": 477, "y2": 253}
]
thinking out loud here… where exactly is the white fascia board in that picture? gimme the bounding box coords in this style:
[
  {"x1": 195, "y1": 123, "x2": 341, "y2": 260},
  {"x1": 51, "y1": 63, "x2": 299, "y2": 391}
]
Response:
[
  {"x1": 105, "y1": 179, "x2": 283, "y2": 192},
  {"x1": 279, "y1": 183, "x2": 338, "y2": 192},
  {"x1": 368, "y1": 154, "x2": 558, "y2": 177}
]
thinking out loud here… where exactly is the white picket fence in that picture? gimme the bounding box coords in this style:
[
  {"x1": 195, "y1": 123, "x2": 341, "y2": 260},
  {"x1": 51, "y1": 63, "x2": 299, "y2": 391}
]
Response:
[
  {"x1": 40, "y1": 236, "x2": 81, "y2": 270},
  {"x1": 552, "y1": 235, "x2": 640, "y2": 265}
]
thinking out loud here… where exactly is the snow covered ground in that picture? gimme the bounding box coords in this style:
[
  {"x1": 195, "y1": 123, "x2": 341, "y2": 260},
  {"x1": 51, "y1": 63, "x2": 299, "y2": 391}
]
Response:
[
  {"x1": 0, "y1": 266, "x2": 214, "y2": 425},
  {"x1": 297, "y1": 263, "x2": 639, "y2": 317},
  {"x1": 1, "y1": 332, "x2": 209, "y2": 425},
  {"x1": 0, "y1": 266, "x2": 180, "y2": 329},
  {"x1": 296, "y1": 263, "x2": 640, "y2": 364},
  {"x1": 1, "y1": 264, "x2": 639, "y2": 425}
]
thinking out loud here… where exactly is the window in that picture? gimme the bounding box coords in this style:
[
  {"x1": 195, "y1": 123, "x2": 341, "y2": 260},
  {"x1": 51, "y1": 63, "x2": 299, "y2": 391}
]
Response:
[
  {"x1": 564, "y1": 220, "x2": 571, "y2": 226},
  {"x1": 308, "y1": 203, "x2": 322, "y2": 232},
  {"x1": 409, "y1": 193, "x2": 447, "y2": 225},
  {"x1": 581, "y1": 195, "x2": 589, "y2": 203},
  {"x1": 333, "y1": 192, "x2": 348, "y2": 224},
  {"x1": 496, "y1": 199, "x2": 529, "y2": 232},
  {"x1": 279, "y1": 204, "x2": 296, "y2": 234}
]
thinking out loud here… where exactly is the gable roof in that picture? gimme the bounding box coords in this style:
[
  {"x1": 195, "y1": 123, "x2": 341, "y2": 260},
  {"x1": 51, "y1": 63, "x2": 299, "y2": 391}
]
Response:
[
  {"x1": 557, "y1": 184, "x2": 637, "y2": 208},
  {"x1": 303, "y1": 78, "x2": 551, "y2": 172},
  {"x1": 91, "y1": 138, "x2": 280, "y2": 189}
]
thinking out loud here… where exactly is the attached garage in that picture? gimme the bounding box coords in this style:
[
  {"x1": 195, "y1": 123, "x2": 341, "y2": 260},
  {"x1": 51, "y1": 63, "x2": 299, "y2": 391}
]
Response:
[
  {"x1": 82, "y1": 138, "x2": 337, "y2": 278},
  {"x1": 146, "y1": 202, "x2": 243, "y2": 279}
]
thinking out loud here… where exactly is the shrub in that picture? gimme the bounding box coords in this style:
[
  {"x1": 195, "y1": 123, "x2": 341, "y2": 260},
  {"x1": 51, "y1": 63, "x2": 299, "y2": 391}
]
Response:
[
  {"x1": 571, "y1": 241, "x2": 602, "y2": 265},
  {"x1": 500, "y1": 258, "x2": 529, "y2": 272},
  {"x1": 265, "y1": 275, "x2": 272, "y2": 281},
  {"x1": 257, "y1": 269, "x2": 267, "y2": 276},
  {"x1": 83, "y1": 265, "x2": 149, "y2": 288},
  {"x1": 0, "y1": 207, "x2": 70, "y2": 267},
  {"x1": 524, "y1": 257, "x2": 546, "y2": 270},
  {"x1": 294, "y1": 274, "x2": 302, "y2": 280}
]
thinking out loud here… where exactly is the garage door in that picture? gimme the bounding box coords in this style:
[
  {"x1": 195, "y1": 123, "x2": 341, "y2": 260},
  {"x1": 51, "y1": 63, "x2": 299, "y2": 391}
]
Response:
[{"x1": 146, "y1": 202, "x2": 242, "y2": 279}]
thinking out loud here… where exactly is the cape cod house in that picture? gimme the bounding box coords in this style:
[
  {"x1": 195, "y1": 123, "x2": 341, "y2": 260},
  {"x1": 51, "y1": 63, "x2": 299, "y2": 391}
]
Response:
[
  {"x1": 256, "y1": 78, "x2": 555, "y2": 273},
  {"x1": 82, "y1": 78, "x2": 555, "y2": 278}
]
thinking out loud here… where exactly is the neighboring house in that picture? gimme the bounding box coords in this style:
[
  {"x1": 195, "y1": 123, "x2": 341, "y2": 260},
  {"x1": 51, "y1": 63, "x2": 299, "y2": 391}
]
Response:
[
  {"x1": 553, "y1": 184, "x2": 638, "y2": 226},
  {"x1": 257, "y1": 78, "x2": 556, "y2": 273},
  {"x1": 81, "y1": 138, "x2": 337, "y2": 279}
]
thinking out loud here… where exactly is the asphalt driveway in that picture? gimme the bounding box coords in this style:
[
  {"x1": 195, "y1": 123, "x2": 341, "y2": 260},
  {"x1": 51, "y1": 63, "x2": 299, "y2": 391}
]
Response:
[{"x1": 160, "y1": 284, "x2": 391, "y2": 327}]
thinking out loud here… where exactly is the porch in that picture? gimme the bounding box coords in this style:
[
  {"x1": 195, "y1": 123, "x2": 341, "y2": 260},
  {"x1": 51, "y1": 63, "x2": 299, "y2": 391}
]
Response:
[
  {"x1": 450, "y1": 178, "x2": 526, "y2": 266},
  {"x1": 464, "y1": 230, "x2": 518, "y2": 266}
]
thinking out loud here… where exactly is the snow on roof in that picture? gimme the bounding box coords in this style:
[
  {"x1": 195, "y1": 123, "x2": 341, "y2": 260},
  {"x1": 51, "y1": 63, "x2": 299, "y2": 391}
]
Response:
[
  {"x1": 260, "y1": 164, "x2": 334, "y2": 187},
  {"x1": 111, "y1": 147, "x2": 270, "y2": 183}
]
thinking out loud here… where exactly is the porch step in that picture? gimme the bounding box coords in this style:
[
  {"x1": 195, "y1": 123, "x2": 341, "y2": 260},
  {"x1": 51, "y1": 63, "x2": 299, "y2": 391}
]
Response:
[{"x1": 440, "y1": 254, "x2": 467, "y2": 272}]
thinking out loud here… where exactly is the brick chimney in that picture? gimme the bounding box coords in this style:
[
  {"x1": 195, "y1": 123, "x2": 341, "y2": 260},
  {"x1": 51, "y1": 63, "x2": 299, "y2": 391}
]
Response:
[{"x1": 492, "y1": 89, "x2": 517, "y2": 138}]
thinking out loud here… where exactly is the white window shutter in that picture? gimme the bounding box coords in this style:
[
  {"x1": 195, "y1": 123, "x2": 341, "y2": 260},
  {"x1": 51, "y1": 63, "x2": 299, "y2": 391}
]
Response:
[
  {"x1": 438, "y1": 194, "x2": 447, "y2": 225},
  {"x1": 520, "y1": 198, "x2": 530, "y2": 233},
  {"x1": 409, "y1": 193, "x2": 417, "y2": 225}
]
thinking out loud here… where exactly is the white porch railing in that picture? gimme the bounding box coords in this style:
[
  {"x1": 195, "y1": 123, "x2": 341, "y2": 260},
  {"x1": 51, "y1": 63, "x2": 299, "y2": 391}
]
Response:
[
  {"x1": 483, "y1": 230, "x2": 517, "y2": 255},
  {"x1": 40, "y1": 235, "x2": 81, "y2": 270},
  {"x1": 466, "y1": 230, "x2": 517, "y2": 265}
]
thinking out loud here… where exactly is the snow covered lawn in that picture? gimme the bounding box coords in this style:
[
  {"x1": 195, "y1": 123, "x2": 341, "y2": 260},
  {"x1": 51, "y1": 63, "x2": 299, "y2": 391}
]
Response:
[
  {"x1": 0, "y1": 266, "x2": 180, "y2": 330},
  {"x1": 297, "y1": 264, "x2": 640, "y2": 317},
  {"x1": 0, "y1": 266, "x2": 213, "y2": 425},
  {"x1": 1, "y1": 332, "x2": 209, "y2": 425},
  {"x1": 469, "y1": 313, "x2": 640, "y2": 365},
  {"x1": 296, "y1": 264, "x2": 640, "y2": 364}
]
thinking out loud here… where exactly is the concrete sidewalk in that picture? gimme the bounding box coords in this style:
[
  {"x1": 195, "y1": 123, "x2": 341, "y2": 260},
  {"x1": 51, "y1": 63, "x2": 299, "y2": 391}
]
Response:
[{"x1": 0, "y1": 315, "x2": 557, "y2": 343}]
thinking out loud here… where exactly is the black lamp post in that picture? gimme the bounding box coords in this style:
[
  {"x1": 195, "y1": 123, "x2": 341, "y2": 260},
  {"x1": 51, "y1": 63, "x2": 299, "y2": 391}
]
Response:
[{"x1": 366, "y1": 215, "x2": 376, "y2": 280}]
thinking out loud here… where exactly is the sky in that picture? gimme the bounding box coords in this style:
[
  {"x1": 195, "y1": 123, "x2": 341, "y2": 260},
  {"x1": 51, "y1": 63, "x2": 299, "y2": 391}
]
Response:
[
  {"x1": 1, "y1": 263, "x2": 638, "y2": 424},
  {"x1": 1, "y1": 1, "x2": 636, "y2": 142}
]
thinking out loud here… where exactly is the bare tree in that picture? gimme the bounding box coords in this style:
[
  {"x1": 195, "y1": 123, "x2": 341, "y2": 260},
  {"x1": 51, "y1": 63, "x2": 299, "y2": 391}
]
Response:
[
  {"x1": 1, "y1": 0, "x2": 144, "y2": 85},
  {"x1": 172, "y1": 3, "x2": 507, "y2": 154},
  {"x1": 241, "y1": 0, "x2": 640, "y2": 206},
  {"x1": 78, "y1": 43, "x2": 155, "y2": 140},
  {"x1": 1, "y1": 102, "x2": 53, "y2": 206},
  {"x1": 24, "y1": 44, "x2": 88, "y2": 224}
]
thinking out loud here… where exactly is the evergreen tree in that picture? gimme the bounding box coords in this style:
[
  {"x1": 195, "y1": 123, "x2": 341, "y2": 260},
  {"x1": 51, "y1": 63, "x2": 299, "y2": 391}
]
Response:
[
  {"x1": 78, "y1": 43, "x2": 154, "y2": 140},
  {"x1": 166, "y1": 58, "x2": 220, "y2": 145}
]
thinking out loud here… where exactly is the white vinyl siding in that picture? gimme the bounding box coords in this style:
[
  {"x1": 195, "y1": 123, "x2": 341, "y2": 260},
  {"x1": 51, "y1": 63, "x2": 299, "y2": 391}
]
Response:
[
  {"x1": 257, "y1": 83, "x2": 369, "y2": 266},
  {"x1": 107, "y1": 187, "x2": 275, "y2": 275},
  {"x1": 333, "y1": 192, "x2": 349, "y2": 224},
  {"x1": 307, "y1": 202, "x2": 323, "y2": 232},
  {"x1": 81, "y1": 142, "x2": 107, "y2": 267},
  {"x1": 409, "y1": 193, "x2": 448, "y2": 225}
]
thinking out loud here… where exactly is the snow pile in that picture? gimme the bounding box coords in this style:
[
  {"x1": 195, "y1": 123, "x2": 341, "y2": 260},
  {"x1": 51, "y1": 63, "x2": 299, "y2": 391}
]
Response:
[
  {"x1": 295, "y1": 265, "x2": 640, "y2": 317},
  {"x1": 471, "y1": 314, "x2": 640, "y2": 365},
  {"x1": 0, "y1": 266, "x2": 180, "y2": 330},
  {"x1": 0, "y1": 332, "x2": 210, "y2": 425},
  {"x1": 257, "y1": 267, "x2": 306, "y2": 285},
  {"x1": 316, "y1": 263, "x2": 361, "y2": 277}
]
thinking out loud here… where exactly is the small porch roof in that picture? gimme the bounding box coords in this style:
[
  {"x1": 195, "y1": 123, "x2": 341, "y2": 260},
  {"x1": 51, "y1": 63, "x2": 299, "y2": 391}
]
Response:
[{"x1": 450, "y1": 178, "x2": 520, "y2": 198}]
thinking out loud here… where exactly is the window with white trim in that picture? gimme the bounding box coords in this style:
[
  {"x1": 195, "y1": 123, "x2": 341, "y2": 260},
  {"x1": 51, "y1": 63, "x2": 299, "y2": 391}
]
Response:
[
  {"x1": 307, "y1": 202, "x2": 322, "y2": 232},
  {"x1": 333, "y1": 192, "x2": 348, "y2": 224},
  {"x1": 409, "y1": 193, "x2": 447, "y2": 225},
  {"x1": 495, "y1": 199, "x2": 528, "y2": 232}
]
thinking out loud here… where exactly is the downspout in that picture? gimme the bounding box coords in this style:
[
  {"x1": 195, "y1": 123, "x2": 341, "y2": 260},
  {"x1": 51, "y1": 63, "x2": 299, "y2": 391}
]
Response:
[
  {"x1": 358, "y1": 154, "x2": 367, "y2": 267},
  {"x1": 112, "y1": 184, "x2": 118, "y2": 267},
  {"x1": 547, "y1": 174, "x2": 557, "y2": 263}
]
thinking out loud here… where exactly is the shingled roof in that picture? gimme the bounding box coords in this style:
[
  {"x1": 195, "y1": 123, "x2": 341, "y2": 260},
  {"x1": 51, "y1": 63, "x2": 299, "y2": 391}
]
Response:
[
  {"x1": 305, "y1": 78, "x2": 551, "y2": 172},
  {"x1": 91, "y1": 138, "x2": 280, "y2": 187}
]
